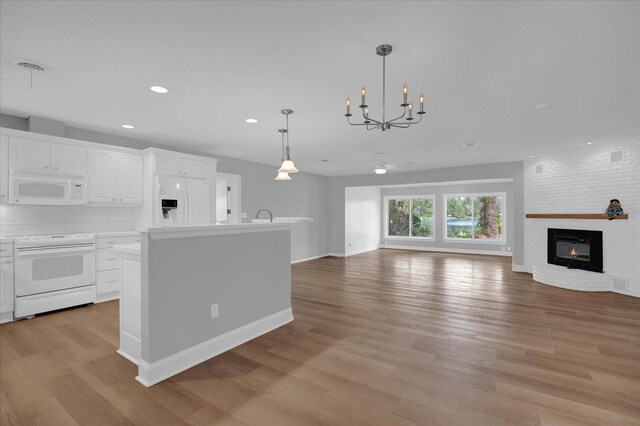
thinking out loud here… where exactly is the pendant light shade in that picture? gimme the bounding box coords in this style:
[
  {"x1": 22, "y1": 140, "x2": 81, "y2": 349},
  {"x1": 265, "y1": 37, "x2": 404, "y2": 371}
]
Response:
[
  {"x1": 274, "y1": 109, "x2": 299, "y2": 178},
  {"x1": 274, "y1": 171, "x2": 292, "y2": 181},
  {"x1": 278, "y1": 159, "x2": 298, "y2": 174}
]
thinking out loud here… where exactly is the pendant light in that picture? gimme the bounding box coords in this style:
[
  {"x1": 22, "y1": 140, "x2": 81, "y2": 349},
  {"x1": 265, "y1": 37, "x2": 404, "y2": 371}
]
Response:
[
  {"x1": 274, "y1": 129, "x2": 292, "y2": 180},
  {"x1": 277, "y1": 109, "x2": 299, "y2": 173}
]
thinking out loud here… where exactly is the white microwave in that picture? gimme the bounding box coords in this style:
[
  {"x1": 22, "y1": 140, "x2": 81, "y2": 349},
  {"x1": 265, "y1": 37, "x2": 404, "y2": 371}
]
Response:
[{"x1": 9, "y1": 168, "x2": 87, "y2": 205}]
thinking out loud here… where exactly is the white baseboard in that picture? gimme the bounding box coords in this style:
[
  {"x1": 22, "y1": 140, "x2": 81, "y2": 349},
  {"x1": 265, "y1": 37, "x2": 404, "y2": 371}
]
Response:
[
  {"x1": 292, "y1": 254, "x2": 330, "y2": 264},
  {"x1": 613, "y1": 288, "x2": 640, "y2": 298},
  {"x1": 326, "y1": 253, "x2": 345, "y2": 257},
  {"x1": 136, "y1": 307, "x2": 293, "y2": 387},
  {"x1": 96, "y1": 291, "x2": 119, "y2": 303},
  {"x1": 0, "y1": 311, "x2": 13, "y2": 324},
  {"x1": 382, "y1": 244, "x2": 512, "y2": 257},
  {"x1": 345, "y1": 246, "x2": 379, "y2": 257},
  {"x1": 512, "y1": 264, "x2": 532, "y2": 273}
]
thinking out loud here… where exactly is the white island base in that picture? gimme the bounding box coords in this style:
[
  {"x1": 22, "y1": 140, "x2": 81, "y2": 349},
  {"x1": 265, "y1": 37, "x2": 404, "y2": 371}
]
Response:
[{"x1": 113, "y1": 223, "x2": 293, "y2": 386}]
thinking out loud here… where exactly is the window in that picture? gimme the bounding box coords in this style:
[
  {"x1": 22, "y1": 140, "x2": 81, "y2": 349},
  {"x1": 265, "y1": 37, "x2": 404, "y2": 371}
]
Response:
[
  {"x1": 385, "y1": 196, "x2": 435, "y2": 239},
  {"x1": 444, "y1": 193, "x2": 505, "y2": 241}
]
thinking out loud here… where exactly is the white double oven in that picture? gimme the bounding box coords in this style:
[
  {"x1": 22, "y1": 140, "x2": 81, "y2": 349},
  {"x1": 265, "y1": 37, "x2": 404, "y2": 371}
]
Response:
[{"x1": 14, "y1": 234, "x2": 96, "y2": 318}]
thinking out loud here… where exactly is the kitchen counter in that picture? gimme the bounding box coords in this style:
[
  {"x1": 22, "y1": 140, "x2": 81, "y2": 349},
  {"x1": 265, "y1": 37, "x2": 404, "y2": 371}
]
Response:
[
  {"x1": 94, "y1": 230, "x2": 140, "y2": 238},
  {"x1": 120, "y1": 223, "x2": 293, "y2": 386}
]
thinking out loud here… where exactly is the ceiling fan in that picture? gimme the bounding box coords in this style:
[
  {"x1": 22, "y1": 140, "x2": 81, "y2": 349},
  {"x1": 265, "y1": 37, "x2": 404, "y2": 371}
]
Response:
[{"x1": 369, "y1": 154, "x2": 413, "y2": 175}]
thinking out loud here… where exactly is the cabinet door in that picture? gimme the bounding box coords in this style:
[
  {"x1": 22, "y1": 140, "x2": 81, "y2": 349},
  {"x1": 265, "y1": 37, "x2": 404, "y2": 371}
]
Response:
[
  {"x1": 9, "y1": 137, "x2": 50, "y2": 170},
  {"x1": 50, "y1": 143, "x2": 86, "y2": 174},
  {"x1": 182, "y1": 158, "x2": 211, "y2": 179},
  {"x1": 87, "y1": 149, "x2": 118, "y2": 203},
  {"x1": 0, "y1": 258, "x2": 14, "y2": 314},
  {"x1": 155, "y1": 155, "x2": 182, "y2": 176},
  {"x1": 0, "y1": 135, "x2": 8, "y2": 203},
  {"x1": 116, "y1": 153, "x2": 143, "y2": 203}
]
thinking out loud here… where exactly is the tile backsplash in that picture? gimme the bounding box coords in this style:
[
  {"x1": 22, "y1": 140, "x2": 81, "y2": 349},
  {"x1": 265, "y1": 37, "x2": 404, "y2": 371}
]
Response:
[{"x1": 0, "y1": 204, "x2": 137, "y2": 236}]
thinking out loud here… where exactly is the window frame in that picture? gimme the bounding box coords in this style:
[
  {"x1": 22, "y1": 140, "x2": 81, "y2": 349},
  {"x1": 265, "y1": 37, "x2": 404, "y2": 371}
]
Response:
[
  {"x1": 383, "y1": 195, "x2": 436, "y2": 241},
  {"x1": 442, "y1": 192, "x2": 507, "y2": 244}
]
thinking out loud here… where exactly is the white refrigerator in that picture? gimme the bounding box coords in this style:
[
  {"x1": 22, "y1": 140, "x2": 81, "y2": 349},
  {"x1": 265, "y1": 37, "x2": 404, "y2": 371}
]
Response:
[{"x1": 155, "y1": 175, "x2": 211, "y2": 226}]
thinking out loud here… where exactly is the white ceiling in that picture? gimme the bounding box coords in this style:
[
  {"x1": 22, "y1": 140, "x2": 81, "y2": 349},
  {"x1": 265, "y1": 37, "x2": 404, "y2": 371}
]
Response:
[{"x1": 1, "y1": 1, "x2": 638, "y2": 176}]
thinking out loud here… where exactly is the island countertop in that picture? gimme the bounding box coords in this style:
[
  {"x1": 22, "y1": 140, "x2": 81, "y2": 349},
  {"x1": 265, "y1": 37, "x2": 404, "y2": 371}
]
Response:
[{"x1": 136, "y1": 222, "x2": 292, "y2": 239}]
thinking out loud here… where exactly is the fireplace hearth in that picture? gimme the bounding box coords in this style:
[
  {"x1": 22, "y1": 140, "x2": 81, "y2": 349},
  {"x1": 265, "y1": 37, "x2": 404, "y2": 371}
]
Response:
[{"x1": 547, "y1": 228, "x2": 603, "y2": 273}]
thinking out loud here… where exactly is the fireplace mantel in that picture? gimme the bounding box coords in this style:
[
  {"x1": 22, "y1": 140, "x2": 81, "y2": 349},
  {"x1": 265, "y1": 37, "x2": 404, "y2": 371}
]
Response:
[{"x1": 526, "y1": 213, "x2": 628, "y2": 220}]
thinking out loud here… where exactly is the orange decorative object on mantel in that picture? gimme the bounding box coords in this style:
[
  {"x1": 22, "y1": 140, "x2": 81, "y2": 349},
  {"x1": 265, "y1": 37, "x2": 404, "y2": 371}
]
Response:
[{"x1": 525, "y1": 213, "x2": 629, "y2": 219}]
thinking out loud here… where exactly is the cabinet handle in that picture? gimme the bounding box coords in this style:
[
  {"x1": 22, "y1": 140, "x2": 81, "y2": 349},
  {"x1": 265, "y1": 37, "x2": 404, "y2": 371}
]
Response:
[
  {"x1": 105, "y1": 241, "x2": 117, "y2": 244},
  {"x1": 44, "y1": 165, "x2": 49, "y2": 169},
  {"x1": 54, "y1": 166, "x2": 58, "y2": 170},
  {"x1": 120, "y1": 198, "x2": 123, "y2": 202},
  {"x1": 106, "y1": 257, "x2": 118, "y2": 261},
  {"x1": 106, "y1": 279, "x2": 118, "y2": 283}
]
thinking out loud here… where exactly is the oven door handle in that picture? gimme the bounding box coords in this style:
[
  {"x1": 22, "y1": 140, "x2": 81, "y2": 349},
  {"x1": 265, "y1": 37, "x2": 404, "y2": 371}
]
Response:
[{"x1": 16, "y1": 245, "x2": 95, "y2": 257}]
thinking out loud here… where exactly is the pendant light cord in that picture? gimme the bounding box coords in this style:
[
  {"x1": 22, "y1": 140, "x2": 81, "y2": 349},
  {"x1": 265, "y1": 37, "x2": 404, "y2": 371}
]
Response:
[{"x1": 382, "y1": 54, "x2": 386, "y2": 126}]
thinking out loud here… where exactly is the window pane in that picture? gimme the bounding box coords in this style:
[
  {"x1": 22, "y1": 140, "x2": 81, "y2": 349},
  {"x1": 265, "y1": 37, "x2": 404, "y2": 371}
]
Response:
[
  {"x1": 473, "y1": 196, "x2": 502, "y2": 239},
  {"x1": 388, "y1": 199, "x2": 410, "y2": 236},
  {"x1": 411, "y1": 198, "x2": 434, "y2": 237},
  {"x1": 446, "y1": 197, "x2": 473, "y2": 238}
]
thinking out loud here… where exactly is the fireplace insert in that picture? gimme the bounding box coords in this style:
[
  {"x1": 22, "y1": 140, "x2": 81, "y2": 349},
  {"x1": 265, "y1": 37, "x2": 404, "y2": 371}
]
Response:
[{"x1": 547, "y1": 228, "x2": 603, "y2": 273}]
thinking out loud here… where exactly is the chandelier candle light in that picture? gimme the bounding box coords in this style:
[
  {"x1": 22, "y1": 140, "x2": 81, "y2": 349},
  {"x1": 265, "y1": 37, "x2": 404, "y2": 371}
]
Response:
[
  {"x1": 345, "y1": 44, "x2": 425, "y2": 131},
  {"x1": 275, "y1": 108, "x2": 298, "y2": 180}
]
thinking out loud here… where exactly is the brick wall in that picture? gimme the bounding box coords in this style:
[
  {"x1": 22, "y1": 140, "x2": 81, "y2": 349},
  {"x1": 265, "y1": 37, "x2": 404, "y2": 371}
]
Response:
[{"x1": 523, "y1": 139, "x2": 639, "y2": 297}]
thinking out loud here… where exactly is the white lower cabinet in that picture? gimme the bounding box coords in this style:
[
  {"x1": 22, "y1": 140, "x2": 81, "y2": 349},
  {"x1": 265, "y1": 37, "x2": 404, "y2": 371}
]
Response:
[
  {"x1": 95, "y1": 234, "x2": 137, "y2": 302},
  {"x1": 0, "y1": 242, "x2": 15, "y2": 323}
]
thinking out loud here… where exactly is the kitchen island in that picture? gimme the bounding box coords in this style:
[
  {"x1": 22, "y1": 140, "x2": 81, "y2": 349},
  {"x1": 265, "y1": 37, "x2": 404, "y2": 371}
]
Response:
[{"x1": 113, "y1": 222, "x2": 293, "y2": 386}]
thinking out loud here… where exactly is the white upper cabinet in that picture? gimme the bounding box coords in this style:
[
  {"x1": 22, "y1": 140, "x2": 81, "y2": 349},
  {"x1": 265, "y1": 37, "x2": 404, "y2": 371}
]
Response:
[
  {"x1": 155, "y1": 155, "x2": 182, "y2": 176},
  {"x1": 9, "y1": 136, "x2": 86, "y2": 174},
  {"x1": 50, "y1": 143, "x2": 86, "y2": 174},
  {"x1": 0, "y1": 135, "x2": 8, "y2": 203},
  {"x1": 87, "y1": 149, "x2": 118, "y2": 202},
  {"x1": 182, "y1": 158, "x2": 211, "y2": 179},
  {"x1": 116, "y1": 153, "x2": 143, "y2": 203},
  {"x1": 9, "y1": 137, "x2": 50, "y2": 170},
  {"x1": 87, "y1": 148, "x2": 142, "y2": 204},
  {"x1": 154, "y1": 154, "x2": 212, "y2": 180}
]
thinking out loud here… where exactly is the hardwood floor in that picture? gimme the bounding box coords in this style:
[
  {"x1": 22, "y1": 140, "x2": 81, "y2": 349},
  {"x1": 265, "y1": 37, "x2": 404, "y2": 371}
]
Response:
[{"x1": 1, "y1": 249, "x2": 639, "y2": 425}]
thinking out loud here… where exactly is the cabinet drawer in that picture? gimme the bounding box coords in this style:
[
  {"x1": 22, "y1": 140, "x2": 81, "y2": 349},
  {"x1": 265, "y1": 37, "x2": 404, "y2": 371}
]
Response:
[
  {"x1": 96, "y1": 249, "x2": 121, "y2": 271},
  {"x1": 96, "y1": 236, "x2": 126, "y2": 249},
  {"x1": 96, "y1": 270, "x2": 120, "y2": 295},
  {"x1": 0, "y1": 243, "x2": 13, "y2": 258},
  {"x1": 126, "y1": 235, "x2": 141, "y2": 244}
]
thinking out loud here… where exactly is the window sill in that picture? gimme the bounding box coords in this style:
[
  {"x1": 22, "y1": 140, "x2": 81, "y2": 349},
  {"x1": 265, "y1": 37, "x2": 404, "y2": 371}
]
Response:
[
  {"x1": 385, "y1": 236, "x2": 435, "y2": 241},
  {"x1": 443, "y1": 238, "x2": 506, "y2": 245}
]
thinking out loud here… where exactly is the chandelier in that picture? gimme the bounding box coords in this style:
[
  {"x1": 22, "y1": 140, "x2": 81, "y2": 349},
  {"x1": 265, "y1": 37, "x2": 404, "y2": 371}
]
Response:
[
  {"x1": 275, "y1": 109, "x2": 298, "y2": 180},
  {"x1": 345, "y1": 44, "x2": 425, "y2": 131}
]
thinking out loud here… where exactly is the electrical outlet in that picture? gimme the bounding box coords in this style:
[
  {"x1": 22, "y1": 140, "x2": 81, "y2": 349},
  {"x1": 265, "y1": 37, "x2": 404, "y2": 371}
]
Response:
[
  {"x1": 501, "y1": 247, "x2": 506, "y2": 251},
  {"x1": 210, "y1": 304, "x2": 219, "y2": 319},
  {"x1": 507, "y1": 246, "x2": 512, "y2": 251}
]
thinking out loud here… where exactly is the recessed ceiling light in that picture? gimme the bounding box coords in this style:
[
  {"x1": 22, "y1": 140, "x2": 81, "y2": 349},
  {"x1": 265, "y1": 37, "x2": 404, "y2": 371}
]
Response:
[
  {"x1": 121, "y1": 124, "x2": 135, "y2": 129},
  {"x1": 462, "y1": 142, "x2": 479, "y2": 147},
  {"x1": 586, "y1": 141, "x2": 593, "y2": 145},
  {"x1": 245, "y1": 118, "x2": 258, "y2": 124},
  {"x1": 150, "y1": 86, "x2": 168, "y2": 94},
  {"x1": 535, "y1": 103, "x2": 551, "y2": 110},
  {"x1": 374, "y1": 167, "x2": 387, "y2": 175}
]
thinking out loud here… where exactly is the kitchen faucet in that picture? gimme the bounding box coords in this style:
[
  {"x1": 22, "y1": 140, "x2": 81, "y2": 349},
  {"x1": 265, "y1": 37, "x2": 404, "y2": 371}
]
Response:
[{"x1": 255, "y1": 208, "x2": 273, "y2": 222}]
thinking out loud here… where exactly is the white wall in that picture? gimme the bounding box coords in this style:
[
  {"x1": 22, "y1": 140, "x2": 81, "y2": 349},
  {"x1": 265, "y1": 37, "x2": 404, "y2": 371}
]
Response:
[
  {"x1": 344, "y1": 186, "x2": 381, "y2": 256},
  {"x1": 524, "y1": 139, "x2": 639, "y2": 297}
]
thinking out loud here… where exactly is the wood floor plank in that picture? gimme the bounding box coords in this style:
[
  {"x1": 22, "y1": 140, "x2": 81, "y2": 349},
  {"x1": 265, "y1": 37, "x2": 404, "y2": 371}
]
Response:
[{"x1": 2, "y1": 249, "x2": 639, "y2": 425}]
